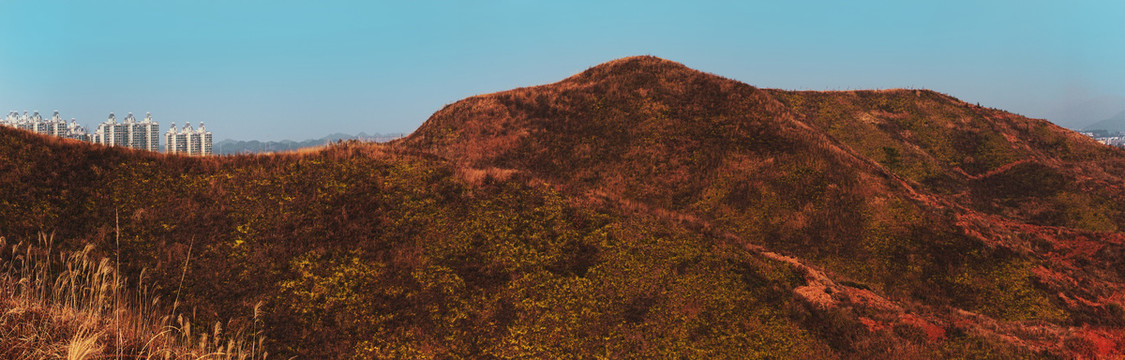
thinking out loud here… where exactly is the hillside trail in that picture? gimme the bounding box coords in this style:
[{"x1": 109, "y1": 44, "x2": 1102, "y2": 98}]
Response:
[{"x1": 573, "y1": 179, "x2": 1080, "y2": 352}]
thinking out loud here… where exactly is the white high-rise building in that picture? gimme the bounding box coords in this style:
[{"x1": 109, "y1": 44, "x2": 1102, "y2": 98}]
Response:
[
  {"x1": 124, "y1": 113, "x2": 143, "y2": 150},
  {"x1": 47, "y1": 111, "x2": 67, "y2": 137},
  {"x1": 142, "y1": 113, "x2": 159, "y2": 152},
  {"x1": 166, "y1": 122, "x2": 183, "y2": 154},
  {"x1": 95, "y1": 113, "x2": 126, "y2": 147},
  {"x1": 67, "y1": 119, "x2": 91, "y2": 142},
  {"x1": 198, "y1": 122, "x2": 213, "y2": 155},
  {"x1": 93, "y1": 112, "x2": 160, "y2": 150},
  {"x1": 30, "y1": 111, "x2": 47, "y2": 134},
  {"x1": 17, "y1": 112, "x2": 34, "y2": 132},
  {"x1": 165, "y1": 121, "x2": 212, "y2": 156}
]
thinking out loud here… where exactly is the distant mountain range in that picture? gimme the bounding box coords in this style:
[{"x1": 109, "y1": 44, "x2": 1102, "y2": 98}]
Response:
[
  {"x1": 1045, "y1": 96, "x2": 1125, "y2": 129},
  {"x1": 213, "y1": 132, "x2": 405, "y2": 154},
  {"x1": 1084, "y1": 110, "x2": 1125, "y2": 132}
]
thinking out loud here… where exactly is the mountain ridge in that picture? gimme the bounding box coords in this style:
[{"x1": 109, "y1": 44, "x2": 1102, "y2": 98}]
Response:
[
  {"x1": 213, "y1": 132, "x2": 405, "y2": 154},
  {"x1": 1085, "y1": 109, "x2": 1125, "y2": 132}
]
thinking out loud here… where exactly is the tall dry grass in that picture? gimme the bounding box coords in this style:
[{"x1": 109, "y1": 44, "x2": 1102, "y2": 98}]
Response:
[{"x1": 0, "y1": 233, "x2": 268, "y2": 360}]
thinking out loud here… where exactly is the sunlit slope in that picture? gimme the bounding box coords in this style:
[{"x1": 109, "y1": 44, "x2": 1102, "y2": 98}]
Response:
[{"x1": 403, "y1": 56, "x2": 1125, "y2": 357}]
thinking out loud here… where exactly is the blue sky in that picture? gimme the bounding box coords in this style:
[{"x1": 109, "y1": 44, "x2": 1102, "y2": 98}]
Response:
[{"x1": 1, "y1": 1, "x2": 1122, "y2": 140}]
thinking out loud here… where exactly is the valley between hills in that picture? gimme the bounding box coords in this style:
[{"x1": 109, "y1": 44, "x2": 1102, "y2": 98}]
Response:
[{"x1": 2, "y1": 56, "x2": 1125, "y2": 359}]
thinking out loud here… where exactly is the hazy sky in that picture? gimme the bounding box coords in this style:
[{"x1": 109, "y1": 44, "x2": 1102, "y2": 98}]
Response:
[{"x1": 1, "y1": 0, "x2": 1122, "y2": 140}]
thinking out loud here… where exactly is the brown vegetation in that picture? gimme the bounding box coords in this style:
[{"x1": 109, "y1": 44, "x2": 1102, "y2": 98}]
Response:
[
  {"x1": 0, "y1": 234, "x2": 266, "y2": 359},
  {"x1": 401, "y1": 56, "x2": 1125, "y2": 358},
  {"x1": 2, "y1": 56, "x2": 1124, "y2": 358}
]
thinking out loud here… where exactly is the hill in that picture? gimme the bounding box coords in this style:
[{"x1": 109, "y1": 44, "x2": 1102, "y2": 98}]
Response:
[
  {"x1": 2, "y1": 56, "x2": 1125, "y2": 358},
  {"x1": 1084, "y1": 110, "x2": 1125, "y2": 132},
  {"x1": 401, "y1": 56, "x2": 1125, "y2": 357}
]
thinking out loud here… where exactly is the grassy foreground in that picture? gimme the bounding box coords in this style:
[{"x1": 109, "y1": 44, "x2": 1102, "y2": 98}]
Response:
[{"x1": 0, "y1": 233, "x2": 266, "y2": 360}]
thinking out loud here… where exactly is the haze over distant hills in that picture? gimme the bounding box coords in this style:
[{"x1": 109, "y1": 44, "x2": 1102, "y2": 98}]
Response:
[
  {"x1": 1084, "y1": 110, "x2": 1125, "y2": 132},
  {"x1": 1046, "y1": 96, "x2": 1125, "y2": 130},
  {"x1": 3, "y1": 56, "x2": 1125, "y2": 359},
  {"x1": 213, "y1": 132, "x2": 405, "y2": 154}
]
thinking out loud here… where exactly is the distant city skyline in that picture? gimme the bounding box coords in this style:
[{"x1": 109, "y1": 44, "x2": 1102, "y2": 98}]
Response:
[{"x1": 2, "y1": 1, "x2": 1123, "y2": 140}]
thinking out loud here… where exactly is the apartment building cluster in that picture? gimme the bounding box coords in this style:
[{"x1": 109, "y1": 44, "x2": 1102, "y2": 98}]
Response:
[
  {"x1": 1, "y1": 111, "x2": 92, "y2": 142},
  {"x1": 0, "y1": 110, "x2": 214, "y2": 156},
  {"x1": 165, "y1": 122, "x2": 213, "y2": 156},
  {"x1": 94, "y1": 112, "x2": 161, "y2": 151},
  {"x1": 1079, "y1": 131, "x2": 1125, "y2": 148}
]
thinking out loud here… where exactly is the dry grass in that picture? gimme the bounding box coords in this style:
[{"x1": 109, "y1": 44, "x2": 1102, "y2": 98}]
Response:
[
  {"x1": 457, "y1": 166, "x2": 517, "y2": 185},
  {"x1": 0, "y1": 233, "x2": 268, "y2": 360}
]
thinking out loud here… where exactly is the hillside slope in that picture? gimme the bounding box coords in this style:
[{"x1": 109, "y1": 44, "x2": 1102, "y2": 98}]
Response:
[
  {"x1": 768, "y1": 88, "x2": 1125, "y2": 231},
  {"x1": 0, "y1": 128, "x2": 886, "y2": 358},
  {"x1": 401, "y1": 56, "x2": 1125, "y2": 357}
]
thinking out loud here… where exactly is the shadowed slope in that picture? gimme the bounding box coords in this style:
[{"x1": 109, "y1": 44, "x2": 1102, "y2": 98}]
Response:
[{"x1": 769, "y1": 88, "x2": 1125, "y2": 231}]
